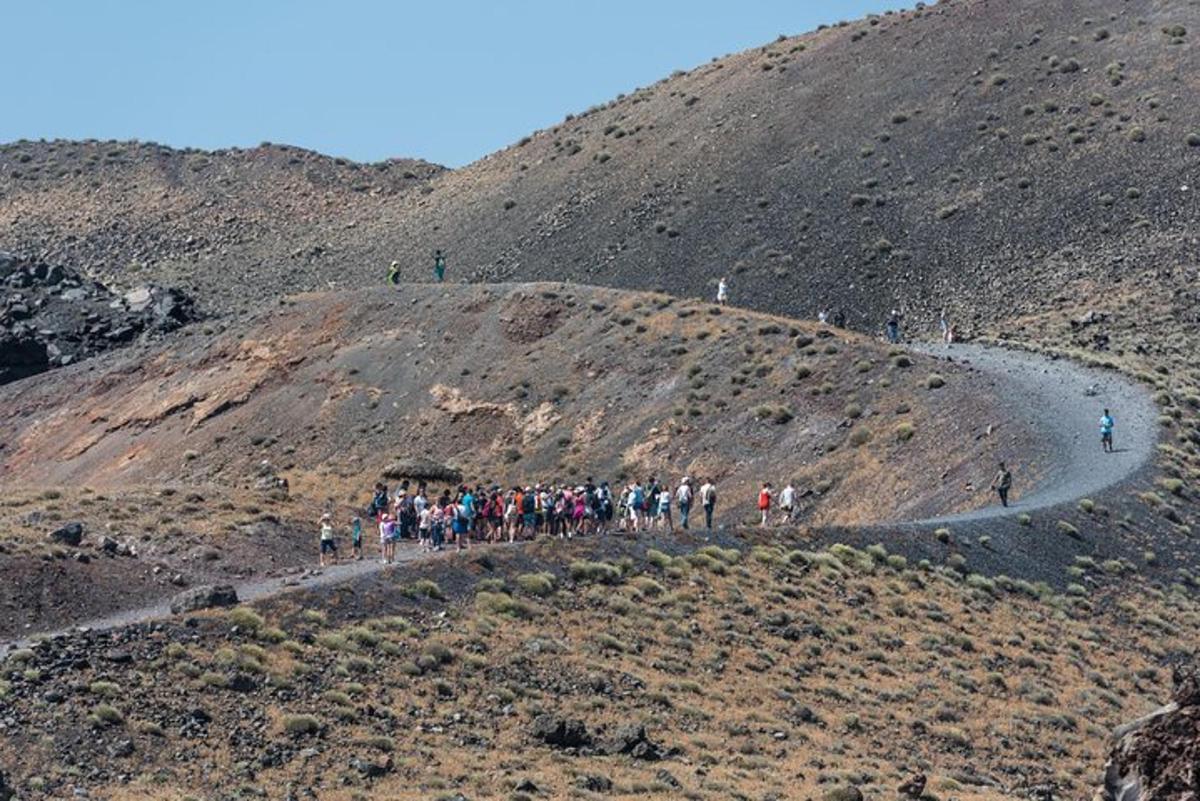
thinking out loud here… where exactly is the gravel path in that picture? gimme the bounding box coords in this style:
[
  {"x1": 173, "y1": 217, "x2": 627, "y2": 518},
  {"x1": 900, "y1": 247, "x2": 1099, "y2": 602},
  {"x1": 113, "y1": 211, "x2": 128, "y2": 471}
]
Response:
[
  {"x1": 907, "y1": 343, "x2": 1157, "y2": 526},
  {"x1": 0, "y1": 344, "x2": 1157, "y2": 656}
]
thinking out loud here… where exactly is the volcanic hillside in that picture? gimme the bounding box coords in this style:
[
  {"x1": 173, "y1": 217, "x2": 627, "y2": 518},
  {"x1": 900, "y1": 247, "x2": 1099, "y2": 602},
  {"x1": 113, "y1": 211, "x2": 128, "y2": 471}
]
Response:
[
  {"x1": 3, "y1": 0, "x2": 1199, "y2": 341},
  {"x1": 0, "y1": 140, "x2": 442, "y2": 311},
  {"x1": 0, "y1": 284, "x2": 1021, "y2": 529}
]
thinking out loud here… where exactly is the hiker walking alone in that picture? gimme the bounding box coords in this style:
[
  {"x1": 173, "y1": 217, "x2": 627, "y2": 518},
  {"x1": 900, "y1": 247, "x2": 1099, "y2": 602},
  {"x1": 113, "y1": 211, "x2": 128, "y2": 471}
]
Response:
[
  {"x1": 433, "y1": 249, "x2": 446, "y2": 282},
  {"x1": 939, "y1": 308, "x2": 954, "y2": 346},
  {"x1": 990, "y1": 462, "x2": 1013, "y2": 508},
  {"x1": 387, "y1": 260, "x2": 401, "y2": 286},
  {"x1": 885, "y1": 309, "x2": 902, "y2": 344},
  {"x1": 716, "y1": 277, "x2": 729, "y2": 305},
  {"x1": 699, "y1": 478, "x2": 717, "y2": 530},
  {"x1": 1100, "y1": 408, "x2": 1115, "y2": 453}
]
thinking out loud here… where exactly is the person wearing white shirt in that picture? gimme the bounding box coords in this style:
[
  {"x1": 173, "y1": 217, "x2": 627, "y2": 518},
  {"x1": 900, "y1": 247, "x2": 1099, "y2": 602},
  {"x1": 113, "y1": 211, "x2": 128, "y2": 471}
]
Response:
[
  {"x1": 779, "y1": 482, "x2": 797, "y2": 524},
  {"x1": 675, "y1": 478, "x2": 694, "y2": 529}
]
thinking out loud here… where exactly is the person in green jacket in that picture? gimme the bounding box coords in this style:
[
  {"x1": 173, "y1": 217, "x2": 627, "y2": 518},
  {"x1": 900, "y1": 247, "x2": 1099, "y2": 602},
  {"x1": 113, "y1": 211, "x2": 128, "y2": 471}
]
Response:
[
  {"x1": 387, "y1": 260, "x2": 400, "y2": 286},
  {"x1": 433, "y1": 250, "x2": 446, "y2": 282}
]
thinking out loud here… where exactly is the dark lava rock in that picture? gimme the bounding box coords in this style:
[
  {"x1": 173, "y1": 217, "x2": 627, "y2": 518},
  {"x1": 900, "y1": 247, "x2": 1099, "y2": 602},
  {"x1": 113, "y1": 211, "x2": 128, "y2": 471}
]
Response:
[
  {"x1": 530, "y1": 715, "x2": 591, "y2": 749},
  {"x1": 102, "y1": 649, "x2": 133, "y2": 664},
  {"x1": 351, "y1": 756, "x2": 393, "y2": 778},
  {"x1": 1099, "y1": 668, "x2": 1200, "y2": 801},
  {"x1": 226, "y1": 672, "x2": 258, "y2": 693},
  {"x1": 821, "y1": 787, "x2": 863, "y2": 801},
  {"x1": 655, "y1": 769, "x2": 681, "y2": 788},
  {"x1": 600, "y1": 723, "x2": 664, "y2": 761},
  {"x1": 108, "y1": 739, "x2": 135, "y2": 758},
  {"x1": 170, "y1": 584, "x2": 239, "y2": 614},
  {"x1": 0, "y1": 769, "x2": 13, "y2": 801},
  {"x1": 575, "y1": 774, "x2": 612, "y2": 793},
  {"x1": 0, "y1": 255, "x2": 197, "y2": 385},
  {"x1": 49, "y1": 522, "x2": 84, "y2": 547}
]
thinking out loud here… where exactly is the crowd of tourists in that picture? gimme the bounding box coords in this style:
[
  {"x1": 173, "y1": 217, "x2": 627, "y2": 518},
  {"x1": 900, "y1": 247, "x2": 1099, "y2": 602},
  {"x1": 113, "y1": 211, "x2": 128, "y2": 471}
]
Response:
[{"x1": 318, "y1": 476, "x2": 721, "y2": 565}]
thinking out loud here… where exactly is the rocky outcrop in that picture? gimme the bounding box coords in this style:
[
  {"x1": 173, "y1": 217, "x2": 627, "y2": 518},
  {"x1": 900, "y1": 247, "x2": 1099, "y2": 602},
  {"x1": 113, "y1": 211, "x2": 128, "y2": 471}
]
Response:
[
  {"x1": 530, "y1": 715, "x2": 591, "y2": 749},
  {"x1": 382, "y1": 457, "x2": 462, "y2": 485},
  {"x1": 1097, "y1": 668, "x2": 1200, "y2": 801},
  {"x1": 48, "y1": 522, "x2": 84, "y2": 547},
  {"x1": 0, "y1": 252, "x2": 196, "y2": 384},
  {"x1": 169, "y1": 585, "x2": 239, "y2": 614}
]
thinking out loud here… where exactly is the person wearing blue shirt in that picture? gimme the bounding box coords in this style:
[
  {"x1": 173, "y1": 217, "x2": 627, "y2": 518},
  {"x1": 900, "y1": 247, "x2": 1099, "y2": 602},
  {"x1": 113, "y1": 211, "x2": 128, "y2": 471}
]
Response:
[{"x1": 1100, "y1": 409, "x2": 1115, "y2": 453}]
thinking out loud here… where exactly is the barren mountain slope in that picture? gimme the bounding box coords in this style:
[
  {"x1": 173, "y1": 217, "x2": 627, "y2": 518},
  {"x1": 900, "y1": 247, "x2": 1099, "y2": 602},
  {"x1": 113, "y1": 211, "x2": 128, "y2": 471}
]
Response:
[
  {"x1": 0, "y1": 140, "x2": 442, "y2": 311},
  {"x1": 0, "y1": 283, "x2": 1019, "y2": 529},
  {"x1": 376, "y1": 0, "x2": 1200, "y2": 334},
  {"x1": 3, "y1": 0, "x2": 1198, "y2": 337}
]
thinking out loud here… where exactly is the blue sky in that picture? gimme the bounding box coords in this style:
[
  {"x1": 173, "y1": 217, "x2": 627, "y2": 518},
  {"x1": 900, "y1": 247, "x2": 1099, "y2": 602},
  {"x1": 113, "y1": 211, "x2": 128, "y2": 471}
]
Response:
[{"x1": 3, "y1": 1, "x2": 901, "y2": 167}]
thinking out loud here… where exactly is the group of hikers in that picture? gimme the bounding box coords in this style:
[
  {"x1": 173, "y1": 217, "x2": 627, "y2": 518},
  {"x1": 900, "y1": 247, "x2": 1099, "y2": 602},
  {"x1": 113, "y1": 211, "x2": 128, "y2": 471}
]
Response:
[
  {"x1": 318, "y1": 476, "x2": 722, "y2": 565},
  {"x1": 389, "y1": 262, "x2": 961, "y2": 349},
  {"x1": 345, "y1": 268, "x2": 1129, "y2": 564}
]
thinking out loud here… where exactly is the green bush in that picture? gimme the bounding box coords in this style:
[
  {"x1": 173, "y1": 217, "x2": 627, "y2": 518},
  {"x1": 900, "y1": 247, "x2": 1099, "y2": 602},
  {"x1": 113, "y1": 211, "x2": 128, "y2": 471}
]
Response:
[
  {"x1": 516, "y1": 572, "x2": 557, "y2": 597},
  {"x1": 569, "y1": 560, "x2": 623, "y2": 584},
  {"x1": 646, "y1": 549, "x2": 673, "y2": 569},
  {"x1": 927, "y1": 373, "x2": 946, "y2": 389},
  {"x1": 90, "y1": 704, "x2": 125, "y2": 727},
  {"x1": 475, "y1": 591, "x2": 536, "y2": 619},
  {"x1": 403, "y1": 579, "x2": 445, "y2": 600},
  {"x1": 1056, "y1": 520, "x2": 1081, "y2": 539},
  {"x1": 282, "y1": 714, "x2": 322, "y2": 737},
  {"x1": 227, "y1": 607, "x2": 265, "y2": 631}
]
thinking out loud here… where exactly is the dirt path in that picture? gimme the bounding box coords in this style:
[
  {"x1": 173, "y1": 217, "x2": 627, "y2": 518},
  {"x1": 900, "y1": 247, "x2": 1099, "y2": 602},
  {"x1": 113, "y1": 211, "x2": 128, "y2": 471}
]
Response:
[
  {"x1": 907, "y1": 343, "x2": 1157, "y2": 526},
  {"x1": 0, "y1": 343, "x2": 1156, "y2": 657}
]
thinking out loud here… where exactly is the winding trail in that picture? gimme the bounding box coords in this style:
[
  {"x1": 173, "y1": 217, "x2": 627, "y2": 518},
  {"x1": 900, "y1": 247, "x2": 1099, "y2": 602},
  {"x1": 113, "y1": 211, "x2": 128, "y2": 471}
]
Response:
[
  {"x1": 907, "y1": 343, "x2": 1157, "y2": 526},
  {"x1": 0, "y1": 343, "x2": 1158, "y2": 657}
]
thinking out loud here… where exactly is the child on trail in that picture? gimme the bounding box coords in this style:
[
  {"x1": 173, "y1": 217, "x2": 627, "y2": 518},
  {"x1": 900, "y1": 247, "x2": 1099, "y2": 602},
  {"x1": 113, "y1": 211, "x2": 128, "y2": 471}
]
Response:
[
  {"x1": 990, "y1": 462, "x2": 1013, "y2": 508},
  {"x1": 378, "y1": 513, "x2": 396, "y2": 564},
  {"x1": 717, "y1": 277, "x2": 729, "y2": 305},
  {"x1": 1100, "y1": 409, "x2": 1115, "y2": 453},
  {"x1": 350, "y1": 515, "x2": 363, "y2": 560},
  {"x1": 433, "y1": 250, "x2": 446, "y2": 282},
  {"x1": 758, "y1": 482, "x2": 773, "y2": 527},
  {"x1": 319, "y1": 513, "x2": 337, "y2": 567},
  {"x1": 431, "y1": 504, "x2": 446, "y2": 551}
]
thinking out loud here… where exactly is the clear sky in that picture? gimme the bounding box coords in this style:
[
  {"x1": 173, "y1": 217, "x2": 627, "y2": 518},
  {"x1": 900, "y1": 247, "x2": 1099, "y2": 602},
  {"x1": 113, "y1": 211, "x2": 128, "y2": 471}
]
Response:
[{"x1": 2, "y1": 1, "x2": 902, "y2": 167}]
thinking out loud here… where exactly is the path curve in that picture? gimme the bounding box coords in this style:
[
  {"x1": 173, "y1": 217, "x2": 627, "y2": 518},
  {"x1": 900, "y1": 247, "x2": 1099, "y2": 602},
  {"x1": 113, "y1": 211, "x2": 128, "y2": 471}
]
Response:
[
  {"x1": 906, "y1": 343, "x2": 1157, "y2": 526},
  {"x1": 0, "y1": 344, "x2": 1158, "y2": 657}
]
